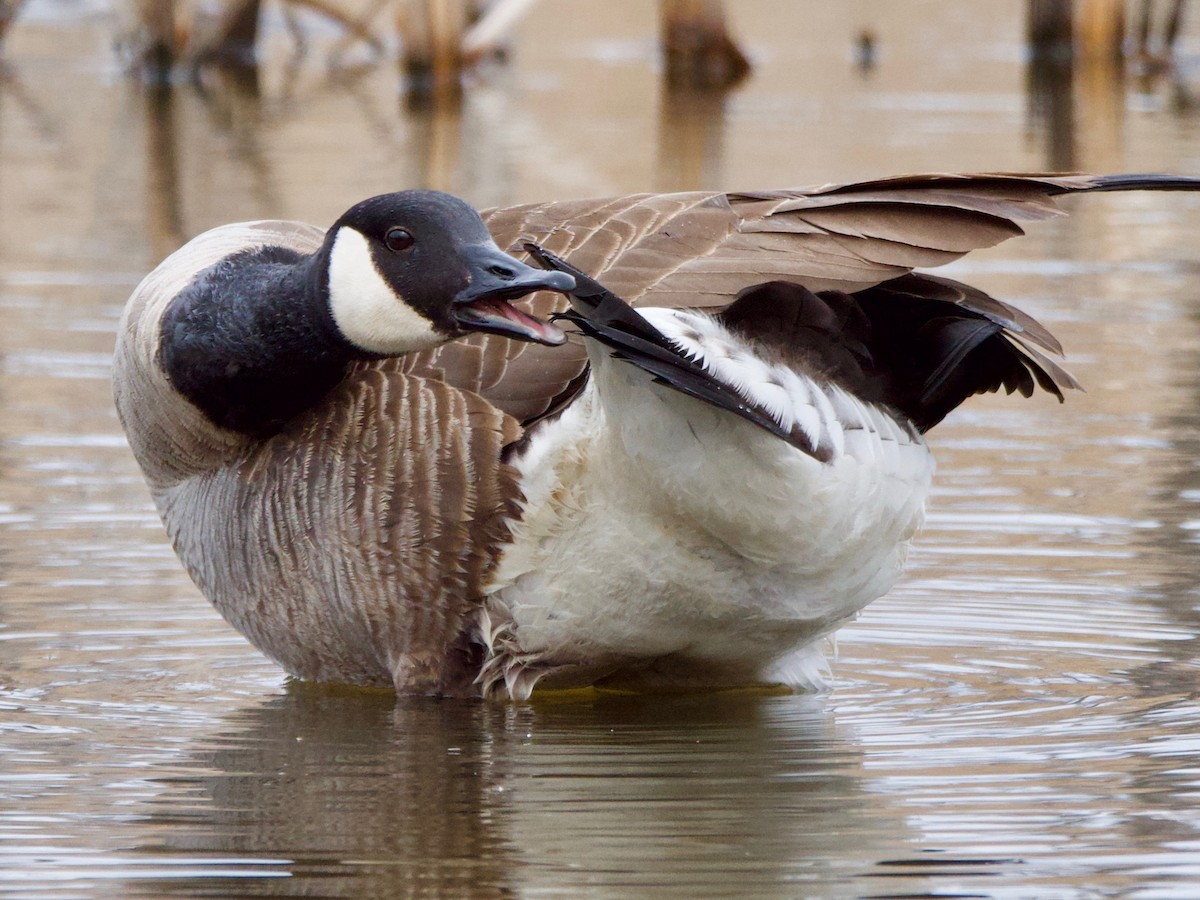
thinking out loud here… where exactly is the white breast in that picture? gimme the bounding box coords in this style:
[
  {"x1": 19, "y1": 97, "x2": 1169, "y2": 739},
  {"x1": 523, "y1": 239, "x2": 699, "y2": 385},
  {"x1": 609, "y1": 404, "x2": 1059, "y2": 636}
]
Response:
[{"x1": 479, "y1": 308, "x2": 935, "y2": 699}]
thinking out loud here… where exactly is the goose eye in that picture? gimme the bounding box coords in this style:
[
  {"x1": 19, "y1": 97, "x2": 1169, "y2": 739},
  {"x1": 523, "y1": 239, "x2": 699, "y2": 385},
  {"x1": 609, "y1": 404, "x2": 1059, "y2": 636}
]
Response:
[{"x1": 385, "y1": 228, "x2": 414, "y2": 253}]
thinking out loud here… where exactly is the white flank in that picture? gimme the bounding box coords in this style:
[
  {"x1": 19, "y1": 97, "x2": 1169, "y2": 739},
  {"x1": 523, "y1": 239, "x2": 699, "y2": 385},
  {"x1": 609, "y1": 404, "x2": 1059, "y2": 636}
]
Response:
[
  {"x1": 326, "y1": 227, "x2": 444, "y2": 355},
  {"x1": 481, "y1": 308, "x2": 936, "y2": 700}
]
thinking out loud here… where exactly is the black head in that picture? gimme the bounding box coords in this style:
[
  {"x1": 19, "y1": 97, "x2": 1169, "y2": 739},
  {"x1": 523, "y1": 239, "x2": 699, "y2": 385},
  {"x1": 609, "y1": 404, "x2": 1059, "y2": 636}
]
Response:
[{"x1": 323, "y1": 190, "x2": 574, "y2": 355}]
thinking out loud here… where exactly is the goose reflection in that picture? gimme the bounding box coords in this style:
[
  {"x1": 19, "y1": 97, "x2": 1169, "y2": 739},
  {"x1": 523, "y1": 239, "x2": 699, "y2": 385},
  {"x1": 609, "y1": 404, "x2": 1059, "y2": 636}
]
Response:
[{"x1": 129, "y1": 687, "x2": 921, "y2": 897}]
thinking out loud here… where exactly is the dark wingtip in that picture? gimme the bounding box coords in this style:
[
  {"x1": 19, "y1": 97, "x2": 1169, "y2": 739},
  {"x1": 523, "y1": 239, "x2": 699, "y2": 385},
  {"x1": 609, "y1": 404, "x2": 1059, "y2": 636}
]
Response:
[
  {"x1": 522, "y1": 242, "x2": 580, "y2": 279},
  {"x1": 1047, "y1": 173, "x2": 1200, "y2": 195},
  {"x1": 523, "y1": 242, "x2": 612, "y2": 312},
  {"x1": 524, "y1": 242, "x2": 674, "y2": 344}
]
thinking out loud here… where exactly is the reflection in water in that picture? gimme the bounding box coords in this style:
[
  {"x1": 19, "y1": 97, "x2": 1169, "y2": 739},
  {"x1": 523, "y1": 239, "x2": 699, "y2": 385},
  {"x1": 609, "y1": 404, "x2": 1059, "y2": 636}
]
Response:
[
  {"x1": 193, "y1": 63, "x2": 283, "y2": 216},
  {"x1": 0, "y1": 59, "x2": 58, "y2": 143},
  {"x1": 407, "y1": 86, "x2": 464, "y2": 192},
  {"x1": 1073, "y1": 52, "x2": 1127, "y2": 173},
  {"x1": 137, "y1": 689, "x2": 515, "y2": 896},
  {"x1": 1024, "y1": 2, "x2": 1130, "y2": 173},
  {"x1": 1026, "y1": 9, "x2": 1077, "y2": 170},
  {"x1": 143, "y1": 83, "x2": 184, "y2": 259},
  {"x1": 656, "y1": 84, "x2": 728, "y2": 192},
  {"x1": 1133, "y1": 0, "x2": 1189, "y2": 66},
  {"x1": 131, "y1": 688, "x2": 911, "y2": 898}
]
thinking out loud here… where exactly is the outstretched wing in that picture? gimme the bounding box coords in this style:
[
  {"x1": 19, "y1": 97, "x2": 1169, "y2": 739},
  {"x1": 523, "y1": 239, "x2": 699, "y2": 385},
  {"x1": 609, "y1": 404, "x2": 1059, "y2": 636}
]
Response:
[{"x1": 398, "y1": 173, "x2": 1200, "y2": 425}]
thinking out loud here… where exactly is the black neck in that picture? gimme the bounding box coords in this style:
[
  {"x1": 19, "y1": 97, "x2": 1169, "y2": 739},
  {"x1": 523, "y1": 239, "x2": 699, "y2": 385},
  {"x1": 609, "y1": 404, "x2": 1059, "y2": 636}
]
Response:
[{"x1": 158, "y1": 243, "x2": 356, "y2": 438}]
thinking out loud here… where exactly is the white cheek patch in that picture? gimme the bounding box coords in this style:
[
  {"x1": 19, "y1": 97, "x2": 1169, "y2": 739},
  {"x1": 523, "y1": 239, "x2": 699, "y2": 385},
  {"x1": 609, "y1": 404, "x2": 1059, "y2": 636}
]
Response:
[{"x1": 326, "y1": 227, "x2": 446, "y2": 355}]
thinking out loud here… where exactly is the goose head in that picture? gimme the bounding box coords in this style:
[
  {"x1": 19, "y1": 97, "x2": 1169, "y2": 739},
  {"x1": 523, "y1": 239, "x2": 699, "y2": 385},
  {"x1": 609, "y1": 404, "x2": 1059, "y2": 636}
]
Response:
[
  {"x1": 146, "y1": 190, "x2": 577, "y2": 442},
  {"x1": 324, "y1": 190, "x2": 575, "y2": 355}
]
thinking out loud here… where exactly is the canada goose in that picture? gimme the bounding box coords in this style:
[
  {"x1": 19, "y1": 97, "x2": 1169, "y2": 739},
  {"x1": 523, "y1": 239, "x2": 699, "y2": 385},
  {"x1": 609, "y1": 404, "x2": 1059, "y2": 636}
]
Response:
[{"x1": 114, "y1": 173, "x2": 1200, "y2": 699}]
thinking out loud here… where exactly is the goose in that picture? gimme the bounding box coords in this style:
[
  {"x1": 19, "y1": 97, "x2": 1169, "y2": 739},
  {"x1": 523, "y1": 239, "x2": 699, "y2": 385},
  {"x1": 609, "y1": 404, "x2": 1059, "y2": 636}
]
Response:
[{"x1": 114, "y1": 173, "x2": 1200, "y2": 700}]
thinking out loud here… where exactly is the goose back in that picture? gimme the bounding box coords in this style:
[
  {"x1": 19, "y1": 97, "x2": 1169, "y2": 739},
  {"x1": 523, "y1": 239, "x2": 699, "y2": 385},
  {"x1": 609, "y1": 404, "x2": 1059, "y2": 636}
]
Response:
[{"x1": 114, "y1": 222, "x2": 314, "y2": 489}]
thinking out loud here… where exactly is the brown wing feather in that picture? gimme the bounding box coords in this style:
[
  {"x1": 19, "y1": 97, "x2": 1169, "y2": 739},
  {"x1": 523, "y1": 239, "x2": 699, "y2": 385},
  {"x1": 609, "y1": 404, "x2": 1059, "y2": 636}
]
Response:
[{"x1": 405, "y1": 173, "x2": 1116, "y2": 423}]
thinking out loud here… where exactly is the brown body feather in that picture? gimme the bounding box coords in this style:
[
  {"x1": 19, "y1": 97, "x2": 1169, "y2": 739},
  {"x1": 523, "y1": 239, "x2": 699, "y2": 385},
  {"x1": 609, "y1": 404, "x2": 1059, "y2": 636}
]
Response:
[{"x1": 114, "y1": 173, "x2": 1197, "y2": 694}]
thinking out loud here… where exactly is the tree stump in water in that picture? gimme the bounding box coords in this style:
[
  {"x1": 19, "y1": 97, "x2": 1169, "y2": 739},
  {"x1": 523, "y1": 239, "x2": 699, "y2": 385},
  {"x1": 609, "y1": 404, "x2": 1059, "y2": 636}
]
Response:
[{"x1": 660, "y1": 0, "x2": 750, "y2": 90}]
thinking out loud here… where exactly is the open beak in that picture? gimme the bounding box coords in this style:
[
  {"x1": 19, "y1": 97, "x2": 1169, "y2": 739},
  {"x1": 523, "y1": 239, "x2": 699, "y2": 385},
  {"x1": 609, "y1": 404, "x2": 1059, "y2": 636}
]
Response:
[{"x1": 452, "y1": 244, "x2": 576, "y2": 346}]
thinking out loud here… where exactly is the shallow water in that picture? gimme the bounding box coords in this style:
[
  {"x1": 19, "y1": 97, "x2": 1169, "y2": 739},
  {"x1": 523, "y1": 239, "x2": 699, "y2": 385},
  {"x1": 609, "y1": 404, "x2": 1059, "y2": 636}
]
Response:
[{"x1": 3, "y1": 1, "x2": 1200, "y2": 896}]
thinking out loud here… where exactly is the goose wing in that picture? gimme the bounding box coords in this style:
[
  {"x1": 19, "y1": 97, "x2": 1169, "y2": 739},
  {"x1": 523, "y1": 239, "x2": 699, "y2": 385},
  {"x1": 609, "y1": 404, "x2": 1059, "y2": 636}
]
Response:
[{"x1": 401, "y1": 173, "x2": 1200, "y2": 425}]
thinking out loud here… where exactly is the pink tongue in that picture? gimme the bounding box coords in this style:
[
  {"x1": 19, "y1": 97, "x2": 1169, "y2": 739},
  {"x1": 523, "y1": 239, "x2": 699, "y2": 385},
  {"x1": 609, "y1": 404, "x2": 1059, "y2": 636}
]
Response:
[{"x1": 484, "y1": 299, "x2": 565, "y2": 344}]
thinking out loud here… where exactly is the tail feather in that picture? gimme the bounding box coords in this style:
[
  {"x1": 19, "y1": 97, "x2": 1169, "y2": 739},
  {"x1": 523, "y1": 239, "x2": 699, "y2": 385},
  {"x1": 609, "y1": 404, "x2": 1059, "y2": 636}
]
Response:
[
  {"x1": 852, "y1": 275, "x2": 1078, "y2": 430},
  {"x1": 921, "y1": 317, "x2": 1014, "y2": 403},
  {"x1": 719, "y1": 275, "x2": 1077, "y2": 433}
]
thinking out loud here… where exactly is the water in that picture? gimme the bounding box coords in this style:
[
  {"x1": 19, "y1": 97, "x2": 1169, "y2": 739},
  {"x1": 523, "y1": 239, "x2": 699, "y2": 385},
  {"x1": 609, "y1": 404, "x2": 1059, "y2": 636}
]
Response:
[{"x1": 3, "y1": 1, "x2": 1200, "y2": 896}]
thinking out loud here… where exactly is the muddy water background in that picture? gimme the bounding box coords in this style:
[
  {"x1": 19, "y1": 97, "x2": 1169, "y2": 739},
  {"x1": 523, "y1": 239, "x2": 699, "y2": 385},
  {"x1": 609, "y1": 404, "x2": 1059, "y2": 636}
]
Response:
[{"x1": 3, "y1": 1, "x2": 1200, "y2": 896}]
